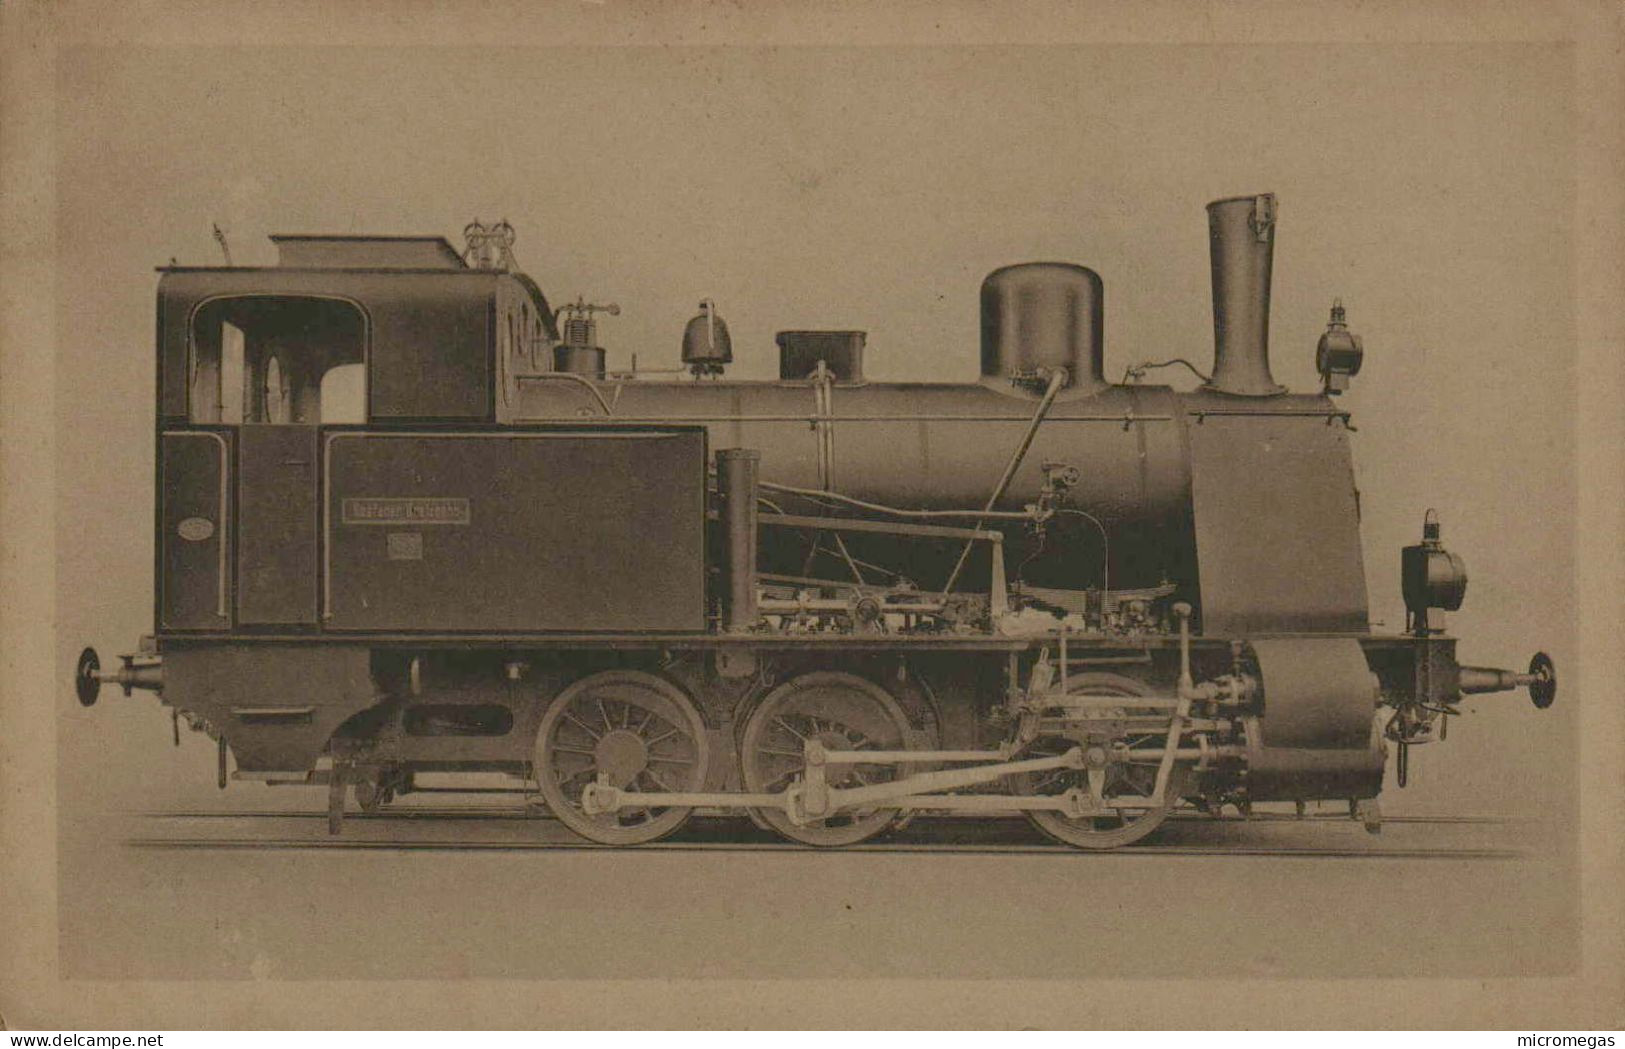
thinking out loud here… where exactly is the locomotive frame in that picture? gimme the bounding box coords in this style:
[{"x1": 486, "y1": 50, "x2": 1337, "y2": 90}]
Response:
[{"x1": 74, "y1": 199, "x2": 1556, "y2": 849}]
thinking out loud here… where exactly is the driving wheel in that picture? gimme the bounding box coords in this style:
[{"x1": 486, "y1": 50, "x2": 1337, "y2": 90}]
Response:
[
  {"x1": 534, "y1": 670, "x2": 710, "y2": 846},
  {"x1": 739, "y1": 671, "x2": 914, "y2": 847},
  {"x1": 1015, "y1": 672, "x2": 1187, "y2": 850}
]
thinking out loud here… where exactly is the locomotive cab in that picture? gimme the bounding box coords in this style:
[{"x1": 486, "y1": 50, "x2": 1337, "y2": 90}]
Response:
[{"x1": 152, "y1": 235, "x2": 552, "y2": 633}]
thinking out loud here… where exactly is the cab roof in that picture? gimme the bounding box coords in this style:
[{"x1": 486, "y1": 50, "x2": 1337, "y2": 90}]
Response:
[{"x1": 266, "y1": 234, "x2": 467, "y2": 270}]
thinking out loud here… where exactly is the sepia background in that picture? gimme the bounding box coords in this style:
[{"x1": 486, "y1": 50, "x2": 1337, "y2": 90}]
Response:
[{"x1": 5, "y1": 0, "x2": 1621, "y2": 1030}]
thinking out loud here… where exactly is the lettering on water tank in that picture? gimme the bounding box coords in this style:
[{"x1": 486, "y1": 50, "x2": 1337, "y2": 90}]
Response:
[{"x1": 342, "y1": 497, "x2": 471, "y2": 525}]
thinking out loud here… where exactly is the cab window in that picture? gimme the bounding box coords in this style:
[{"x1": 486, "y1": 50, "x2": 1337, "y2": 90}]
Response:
[{"x1": 189, "y1": 296, "x2": 366, "y2": 424}]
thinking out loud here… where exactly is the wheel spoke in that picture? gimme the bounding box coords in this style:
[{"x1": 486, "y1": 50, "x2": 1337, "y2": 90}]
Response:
[
  {"x1": 762, "y1": 766, "x2": 798, "y2": 791},
  {"x1": 551, "y1": 743, "x2": 596, "y2": 756},
  {"x1": 631, "y1": 714, "x2": 668, "y2": 745},
  {"x1": 642, "y1": 767, "x2": 678, "y2": 792},
  {"x1": 562, "y1": 711, "x2": 601, "y2": 740},
  {"x1": 644, "y1": 727, "x2": 679, "y2": 748},
  {"x1": 773, "y1": 716, "x2": 806, "y2": 741},
  {"x1": 595, "y1": 697, "x2": 612, "y2": 731}
]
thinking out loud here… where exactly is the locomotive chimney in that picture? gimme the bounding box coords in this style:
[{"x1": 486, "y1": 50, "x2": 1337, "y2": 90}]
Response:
[
  {"x1": 980, "y1": 262, "x2": 1106, "y2": 395},
  {"x1": 1205, "y1": 193, "x2": 1286, "y2": 396}
]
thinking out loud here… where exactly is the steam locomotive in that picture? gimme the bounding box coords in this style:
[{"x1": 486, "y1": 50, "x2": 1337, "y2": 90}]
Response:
[{"x1": 74, "y1": 194, "x2": 1555, "y2": 848}]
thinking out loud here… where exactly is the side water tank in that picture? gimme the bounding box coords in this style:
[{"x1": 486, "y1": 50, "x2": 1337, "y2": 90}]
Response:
[{"x1": 980, "y1": 262, "x2": 1106, "y2": 393}]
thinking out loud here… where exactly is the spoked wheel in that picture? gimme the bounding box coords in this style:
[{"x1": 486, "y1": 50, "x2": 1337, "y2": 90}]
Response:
[
  {"x1": 1014, "y1": 672, "x2": 1187, "y2": 850},
  {"x1": 534, "y1": 670, "x2": 710, "y2": 846},
  {"x1": 740, "y1": 671, "x2": 914, "y2": 847}
]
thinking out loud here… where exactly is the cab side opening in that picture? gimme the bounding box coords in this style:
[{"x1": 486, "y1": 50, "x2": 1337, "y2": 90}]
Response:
[{"x1": 188, "y1": 295, "x2": 366, "y2": 426}]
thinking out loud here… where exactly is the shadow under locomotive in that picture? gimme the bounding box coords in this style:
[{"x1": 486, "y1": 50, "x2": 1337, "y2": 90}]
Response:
[{"x1": 76, "y1": 198, "x2": 1555, "y2": 850}]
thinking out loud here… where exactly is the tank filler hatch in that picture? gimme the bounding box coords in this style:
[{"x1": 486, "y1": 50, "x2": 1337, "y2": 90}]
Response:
[{"x1": 777, "y1": 330, "x2": 865, "y2": 382}]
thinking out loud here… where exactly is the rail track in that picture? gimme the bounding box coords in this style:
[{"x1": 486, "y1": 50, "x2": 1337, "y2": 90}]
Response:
[{"x1": 122, "y1": 807, "x2": 1534, "y2": 859}]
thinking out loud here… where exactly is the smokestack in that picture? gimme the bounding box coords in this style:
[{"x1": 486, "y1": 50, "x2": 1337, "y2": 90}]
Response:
[{"x1": 1205, "y1": 193, "x2": 1286, "y2": 396}]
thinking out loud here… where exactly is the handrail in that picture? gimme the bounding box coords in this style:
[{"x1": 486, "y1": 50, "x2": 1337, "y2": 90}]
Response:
[
  {"x1": 758, "y1": 481, "x2": 1035, "y2": 521},
  {"x1": 513, "y1": 372, "x2": 613, "y2": 415}
]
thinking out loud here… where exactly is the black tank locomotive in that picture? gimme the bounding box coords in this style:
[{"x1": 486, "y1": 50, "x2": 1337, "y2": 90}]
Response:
[{"x1": 74, "y1": 199, "x2": 1556, "y2": 848}]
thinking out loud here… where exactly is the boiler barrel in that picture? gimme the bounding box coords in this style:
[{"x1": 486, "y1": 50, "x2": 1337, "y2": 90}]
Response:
[{"x1": 513, "y1": 379, "x2": 1194, "y2": 592}]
